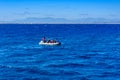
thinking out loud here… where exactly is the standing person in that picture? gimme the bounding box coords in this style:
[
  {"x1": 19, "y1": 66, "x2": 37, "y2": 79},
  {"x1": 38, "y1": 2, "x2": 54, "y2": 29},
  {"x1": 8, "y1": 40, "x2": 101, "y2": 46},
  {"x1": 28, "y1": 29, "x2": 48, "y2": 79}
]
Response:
[{"x1": 42, "y1": 37, "x2": 46, "y2": 42}]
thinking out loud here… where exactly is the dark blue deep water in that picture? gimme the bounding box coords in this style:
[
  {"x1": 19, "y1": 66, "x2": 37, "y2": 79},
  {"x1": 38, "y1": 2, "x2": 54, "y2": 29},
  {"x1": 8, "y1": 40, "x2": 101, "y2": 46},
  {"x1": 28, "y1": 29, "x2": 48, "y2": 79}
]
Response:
[{"x1": 0, "y1": 24, "x2": 120, "y2": 80}]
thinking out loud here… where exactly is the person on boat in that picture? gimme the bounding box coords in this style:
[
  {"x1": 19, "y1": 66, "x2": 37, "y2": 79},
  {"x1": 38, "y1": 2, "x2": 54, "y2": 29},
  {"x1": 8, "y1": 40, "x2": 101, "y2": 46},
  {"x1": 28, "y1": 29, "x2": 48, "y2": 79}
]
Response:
[
  {"x1": 53, "y1": 40, "x2": 56, "y2": 43},
  {"x1": 47, "y1": 40, "x2": 51, "y2": 43},
  {"x1": 42, "y1": 37, "x2": 46, "y2": 43},
  {"x1": 50, "y1": 40, "x2": 53, "y2": 43},
  {"x1": 50, "y1": 40, "x2": 56, "y2": 43}
]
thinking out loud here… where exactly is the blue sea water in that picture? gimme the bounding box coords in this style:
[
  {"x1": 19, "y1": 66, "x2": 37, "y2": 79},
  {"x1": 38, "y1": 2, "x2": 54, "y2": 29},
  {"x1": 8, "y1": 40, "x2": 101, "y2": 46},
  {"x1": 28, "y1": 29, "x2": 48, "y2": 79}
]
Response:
[{"x1": 0, "y1": 24, "x2": 120, "y2": 80}]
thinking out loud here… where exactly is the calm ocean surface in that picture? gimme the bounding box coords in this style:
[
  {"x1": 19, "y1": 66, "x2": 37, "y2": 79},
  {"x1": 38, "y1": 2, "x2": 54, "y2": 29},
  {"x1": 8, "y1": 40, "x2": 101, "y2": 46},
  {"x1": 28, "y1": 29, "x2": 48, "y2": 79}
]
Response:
[{"x1": 0, "y1": 24, "x2": 120, "y2": 80}]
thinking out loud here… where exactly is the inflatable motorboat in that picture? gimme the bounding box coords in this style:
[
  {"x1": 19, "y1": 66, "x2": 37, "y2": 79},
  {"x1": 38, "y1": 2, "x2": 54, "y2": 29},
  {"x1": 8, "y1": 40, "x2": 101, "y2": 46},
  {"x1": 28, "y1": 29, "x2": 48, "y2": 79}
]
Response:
[{"x1": 39, "y1": 41, "x2": 61, "y2": 46}]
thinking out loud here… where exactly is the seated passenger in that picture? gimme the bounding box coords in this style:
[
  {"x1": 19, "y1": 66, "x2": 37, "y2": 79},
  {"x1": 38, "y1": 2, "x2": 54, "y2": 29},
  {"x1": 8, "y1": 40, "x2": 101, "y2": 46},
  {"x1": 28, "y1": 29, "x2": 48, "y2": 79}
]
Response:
[
  {"x1": 53, "y1": 40, "x2": 56, "y2": 43},
  {"x1": 47, "y1": 40, "x2": 51, "y2": 43}
]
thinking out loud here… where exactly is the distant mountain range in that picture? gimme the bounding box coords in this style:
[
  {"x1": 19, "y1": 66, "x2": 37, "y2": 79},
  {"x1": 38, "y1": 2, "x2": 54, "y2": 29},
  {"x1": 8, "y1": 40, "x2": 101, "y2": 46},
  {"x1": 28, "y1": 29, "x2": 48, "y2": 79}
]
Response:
[{"x1": 0, "y1": 17, "x2": 120, "y2": 24}]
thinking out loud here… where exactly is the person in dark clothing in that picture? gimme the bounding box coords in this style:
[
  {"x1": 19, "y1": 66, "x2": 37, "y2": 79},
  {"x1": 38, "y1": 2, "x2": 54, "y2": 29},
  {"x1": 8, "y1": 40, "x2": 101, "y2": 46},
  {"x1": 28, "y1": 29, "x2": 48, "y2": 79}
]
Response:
[{"x1": 42, "y1": 37, "x2": 46, "y2": 42}]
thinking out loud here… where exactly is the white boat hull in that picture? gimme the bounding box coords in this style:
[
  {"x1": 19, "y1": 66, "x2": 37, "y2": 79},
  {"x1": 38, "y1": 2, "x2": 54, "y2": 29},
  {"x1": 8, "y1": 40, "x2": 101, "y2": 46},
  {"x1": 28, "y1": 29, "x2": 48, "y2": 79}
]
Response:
[{"x1": 39, "y1": 41, "x2": 61, "y2": 46}]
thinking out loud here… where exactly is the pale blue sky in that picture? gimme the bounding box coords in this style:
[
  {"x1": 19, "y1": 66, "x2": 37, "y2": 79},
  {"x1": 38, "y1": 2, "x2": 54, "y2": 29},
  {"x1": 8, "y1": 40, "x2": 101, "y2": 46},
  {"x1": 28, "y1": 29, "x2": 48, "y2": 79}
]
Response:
[{"x1": 0, "y1": 0, "x2": 120, "y2": 21}]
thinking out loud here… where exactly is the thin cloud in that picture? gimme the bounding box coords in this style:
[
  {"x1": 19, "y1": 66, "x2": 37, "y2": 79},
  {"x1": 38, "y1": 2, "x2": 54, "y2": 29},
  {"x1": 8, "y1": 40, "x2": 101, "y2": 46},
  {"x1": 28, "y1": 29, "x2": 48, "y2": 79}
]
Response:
[
  {"x1": 14, "y1": 11, "x2": 40, "y2": 16},
  {"x1": 79, "y1": 13, "x2": 89, "y2": 16},
  {"x1": 109, "y1": 14, "x2": 118, "y2": 17}
]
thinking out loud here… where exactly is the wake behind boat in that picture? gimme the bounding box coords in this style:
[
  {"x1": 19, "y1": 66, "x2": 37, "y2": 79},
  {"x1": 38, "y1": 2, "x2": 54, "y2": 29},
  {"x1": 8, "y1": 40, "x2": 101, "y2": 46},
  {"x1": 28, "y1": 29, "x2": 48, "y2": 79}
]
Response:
[{"x1": 39, "y1": 37, "x2": 61, "y2": 46}]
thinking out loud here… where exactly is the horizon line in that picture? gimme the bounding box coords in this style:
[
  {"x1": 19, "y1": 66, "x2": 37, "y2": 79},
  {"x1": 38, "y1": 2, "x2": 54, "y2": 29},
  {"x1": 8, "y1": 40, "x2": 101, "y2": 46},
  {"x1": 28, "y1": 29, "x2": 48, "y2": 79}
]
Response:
[{"x1": 0, "y1": 22, "x2": 120, "y2": 24}]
